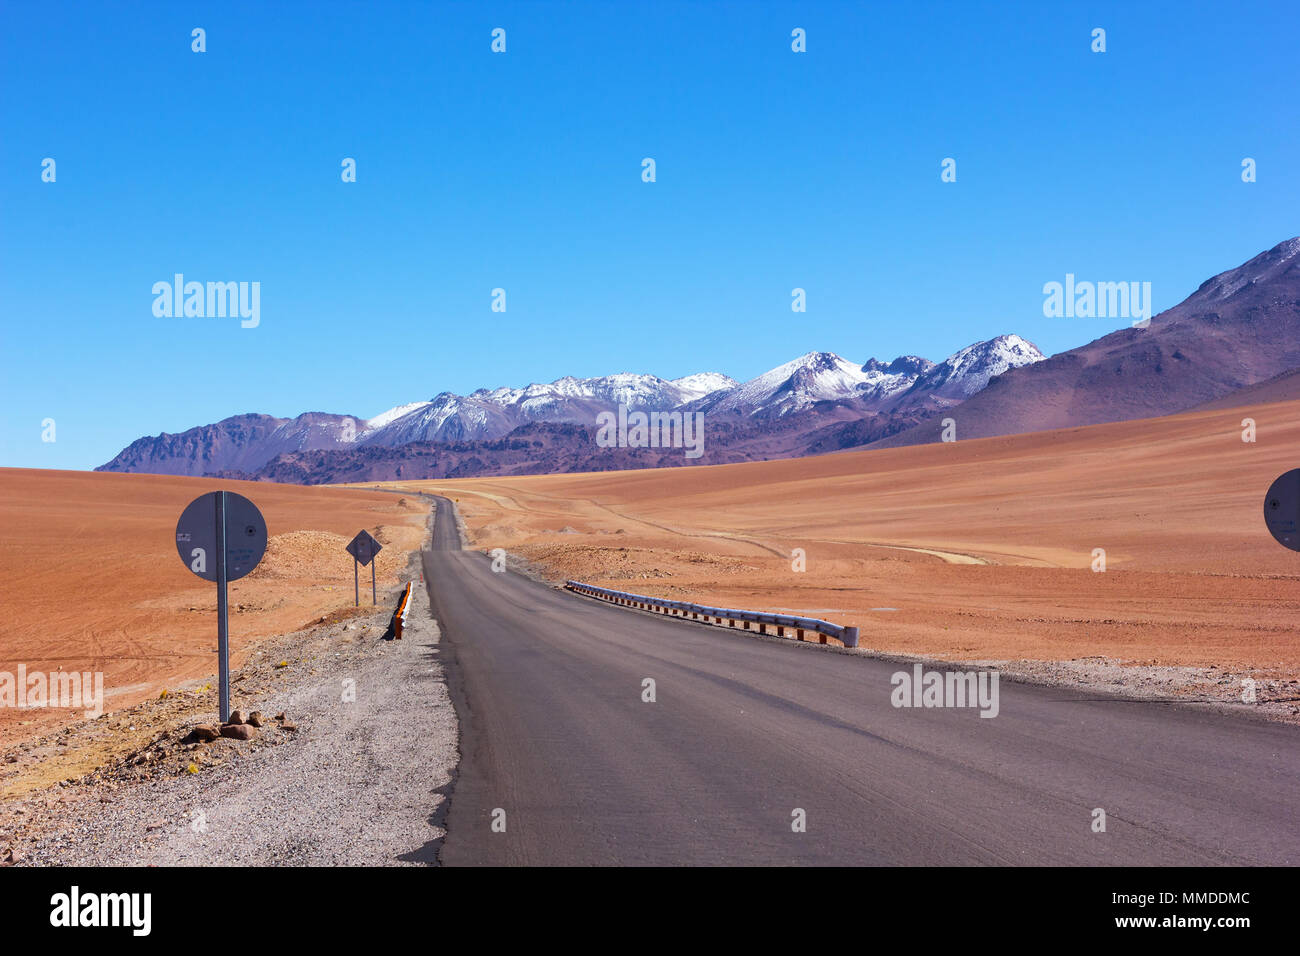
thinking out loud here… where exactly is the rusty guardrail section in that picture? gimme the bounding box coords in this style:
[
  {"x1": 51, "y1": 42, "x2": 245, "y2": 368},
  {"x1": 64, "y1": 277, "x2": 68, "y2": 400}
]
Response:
[
  {"x1": 564, "y1": 580, "x2": 859, "y2": 648},
  {"x1": 391, "y1": 581, "x2": 413, "y2": 640}
]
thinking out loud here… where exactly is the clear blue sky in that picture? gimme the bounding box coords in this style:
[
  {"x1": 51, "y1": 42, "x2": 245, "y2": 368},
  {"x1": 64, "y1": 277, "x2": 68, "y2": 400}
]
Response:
[{"x1": 2, "y1": 0, "x2": 1296, "y2": 470}]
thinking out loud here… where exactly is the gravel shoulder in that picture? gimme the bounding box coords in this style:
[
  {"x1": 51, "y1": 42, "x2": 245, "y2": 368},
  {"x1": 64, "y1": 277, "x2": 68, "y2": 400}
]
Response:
[{"x1": 2, "y1": 519, "x2": 457, "y2": 867}]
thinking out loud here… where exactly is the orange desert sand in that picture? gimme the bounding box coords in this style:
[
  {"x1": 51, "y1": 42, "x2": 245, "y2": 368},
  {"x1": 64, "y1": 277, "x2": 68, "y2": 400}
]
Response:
[
  {"x1": 373, "y1": 399, "x2": 1300, "y2": 677},
  {"x1": 0, "y1": 470, "x2": 426, "y2": 747}
]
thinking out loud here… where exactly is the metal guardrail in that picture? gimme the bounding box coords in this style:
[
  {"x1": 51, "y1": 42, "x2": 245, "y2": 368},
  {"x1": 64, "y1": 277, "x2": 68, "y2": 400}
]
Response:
[{"x1": 564, "y1": 580, "x2": 859, "y2": 648}]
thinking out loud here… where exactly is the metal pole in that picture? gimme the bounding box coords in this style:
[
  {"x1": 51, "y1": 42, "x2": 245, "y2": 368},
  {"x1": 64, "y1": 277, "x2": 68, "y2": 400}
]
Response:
[
  {"x1": 215, "y1": 490, "x2": 231, "y2": 723},
  {"x1": 354, "y1": 557, "x2": 359, "y2": 607},
  {"x1": 371, "y1": 560, "x2": 376, "y2": 605}
]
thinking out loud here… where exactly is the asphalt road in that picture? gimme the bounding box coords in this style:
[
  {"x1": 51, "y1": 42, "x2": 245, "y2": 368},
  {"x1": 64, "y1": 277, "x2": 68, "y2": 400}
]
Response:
[{"x1": 421, "y1": 496, "x2": 1300, "y2": 866}]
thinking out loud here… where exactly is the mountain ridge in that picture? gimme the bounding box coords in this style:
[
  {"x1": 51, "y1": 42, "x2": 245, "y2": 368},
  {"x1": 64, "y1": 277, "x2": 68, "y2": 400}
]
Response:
[
  {"x1": 99, "y1": 334, "x2": 1043, "y2": 477},
  {"x1": 96, "y1": 236, "x2": 1300, "y2": 482},
  {"x1": 872, "y1": 237, "x2": 1300, "y2": 448}
]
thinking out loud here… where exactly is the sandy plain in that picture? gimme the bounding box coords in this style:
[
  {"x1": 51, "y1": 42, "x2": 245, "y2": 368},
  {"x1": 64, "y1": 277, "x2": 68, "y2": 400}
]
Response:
[{"x1": 0, "y1": 469, "x2": 426, "y2": 748}]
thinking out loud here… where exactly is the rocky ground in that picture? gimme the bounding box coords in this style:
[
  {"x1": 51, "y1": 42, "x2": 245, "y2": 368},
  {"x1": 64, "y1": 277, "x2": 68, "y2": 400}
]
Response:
[
  {"x1": 994, "y1": 655, "x2": 1300, "y2": 724},
  {"x1": 0, "y1": 536, "x2": 457, "y2": 866}
]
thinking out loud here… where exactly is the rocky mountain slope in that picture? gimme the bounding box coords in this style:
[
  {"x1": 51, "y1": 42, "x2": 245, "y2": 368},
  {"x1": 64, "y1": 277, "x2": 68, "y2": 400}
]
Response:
[{"x1": 875, "y1": 238, "x2": 1300, "y2": 447}]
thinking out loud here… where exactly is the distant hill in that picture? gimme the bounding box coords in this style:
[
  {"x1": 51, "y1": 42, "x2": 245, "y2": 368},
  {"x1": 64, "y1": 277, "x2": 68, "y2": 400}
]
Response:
[
  {"x1": 1184, "y1": 367, "x2": 1300, "y2": 412},
  {"x1": 875, "y1": 238, "x2": 1300, "y2": 448}
]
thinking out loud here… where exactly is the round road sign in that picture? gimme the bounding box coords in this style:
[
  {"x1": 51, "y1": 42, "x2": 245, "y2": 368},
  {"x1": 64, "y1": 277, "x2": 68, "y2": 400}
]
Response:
[
  {"x1": 175, "y1": 491, "x2": 268, "y2": 581},
  {"x1": 1263, "y1": 469, "x2": 1300, "y2": 552}
]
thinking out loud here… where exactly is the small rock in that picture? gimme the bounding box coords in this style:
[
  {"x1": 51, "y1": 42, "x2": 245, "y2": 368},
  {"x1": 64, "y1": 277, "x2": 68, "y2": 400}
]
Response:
[
  {"x1": 247, "y1": 711, "x2": 264, "y2": 728},
  {"x1": 274, "y1": 712, "x2": 286, "y2": 721},
  {"x1": 227, "y1": 710, "x2": 247, "y2": 726},
  {"x1": 185, "y1": 726, "x2": 222, "y2": 744},
  {"x1": 219, "y1": 724, "x2": 256, "y2": 741},
  {"x1": 280, "y1": 721, "x2": 298, "y2": 733}
]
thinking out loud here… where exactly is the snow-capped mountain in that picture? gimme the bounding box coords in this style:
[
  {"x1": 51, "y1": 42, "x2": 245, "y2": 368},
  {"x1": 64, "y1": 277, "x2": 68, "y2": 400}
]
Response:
[
  {"x1": 365, "y1": 401, "x2": 433, "y2": 430},
  {"x1": 697, "y1": 352, "x2": 873, "y2": 418},
  {"x1": 695, "y1": 338, "x2": 1044, "y2": 419},
  {"x1": 363, "y1": 371, "x2": 741, "y2": 445},
  {"x1": 902, "y1": 334, "x2": 1046, "y2": 400},
  {"x1": 671, "y1": 372, "x2": 739, "y2": 400},
  {"x1": 471, "y1": 371, "x2": 737, "y2": 417},
  {"x1": 858, "y1": 355, "x2": 936, "y2": 404},
  {"x1": 361, "y1": 391, "x2": 519, "y2": 445},
  {"x1": 96, "y1": 337, "x2": 1041, "y2": 475}
]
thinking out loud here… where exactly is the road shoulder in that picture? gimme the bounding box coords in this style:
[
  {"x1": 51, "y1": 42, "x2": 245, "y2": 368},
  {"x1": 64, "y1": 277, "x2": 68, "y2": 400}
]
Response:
[{"x1": 3, "y1": 555, "x2": 457, "y2": 866}]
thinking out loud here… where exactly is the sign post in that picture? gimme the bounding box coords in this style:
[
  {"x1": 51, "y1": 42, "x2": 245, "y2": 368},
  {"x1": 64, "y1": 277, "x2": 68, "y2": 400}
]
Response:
[
  {"x1": 176, "y1": 491, "x2": 267, "y2": 723},
  {"x1": 346, "y1": 530, "x2": 383, "y2": 606},
  {"x1": 215, "y1": 492, "x2": 229, "y2": 722}
]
